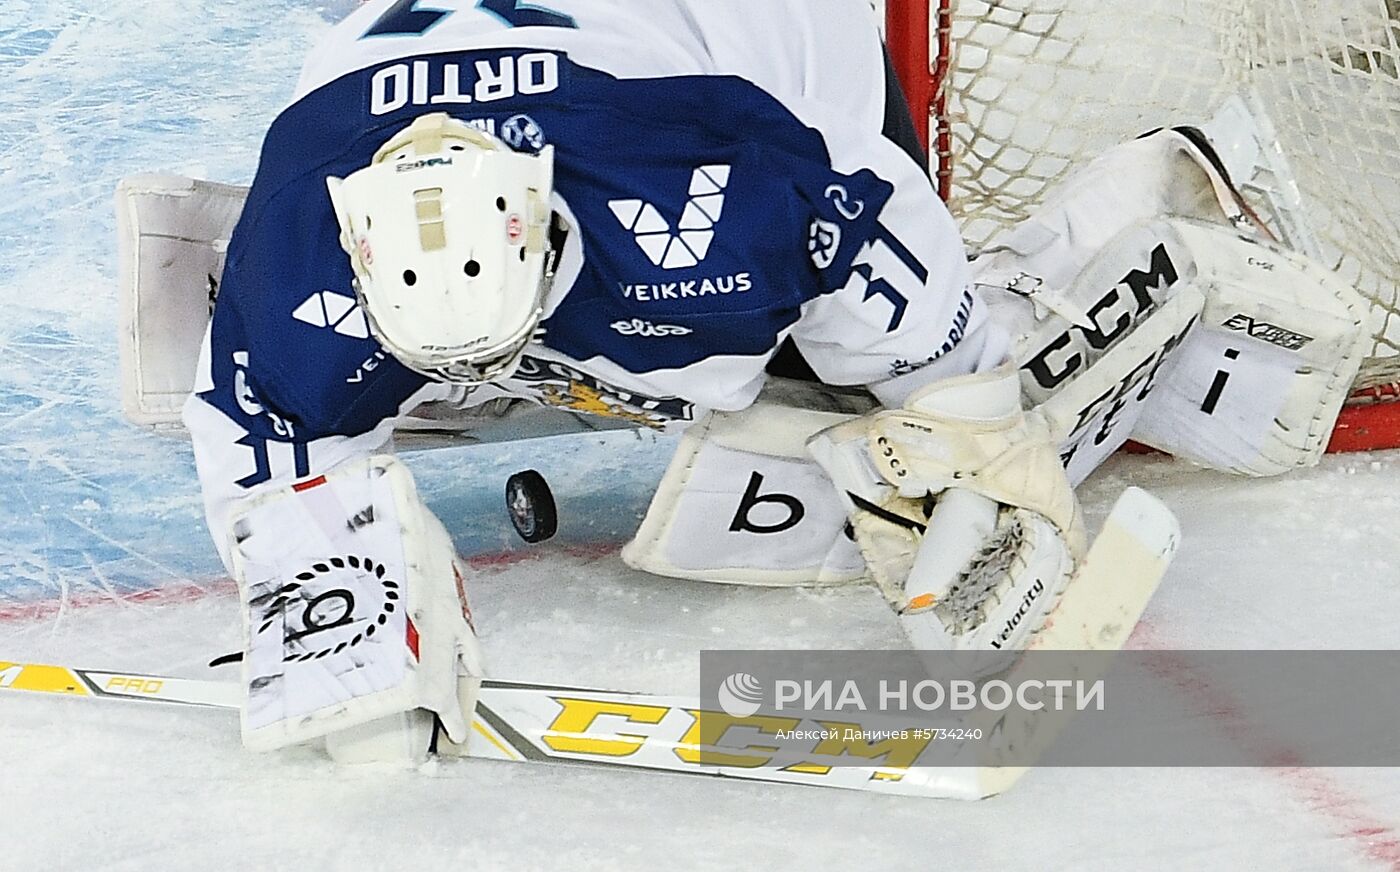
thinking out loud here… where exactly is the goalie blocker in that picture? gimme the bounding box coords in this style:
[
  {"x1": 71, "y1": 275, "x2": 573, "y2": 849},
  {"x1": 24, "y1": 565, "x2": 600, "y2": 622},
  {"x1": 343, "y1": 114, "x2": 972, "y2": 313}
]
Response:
[{"x1": 229, "y1": 454, "x2": 483, "y2": 763}]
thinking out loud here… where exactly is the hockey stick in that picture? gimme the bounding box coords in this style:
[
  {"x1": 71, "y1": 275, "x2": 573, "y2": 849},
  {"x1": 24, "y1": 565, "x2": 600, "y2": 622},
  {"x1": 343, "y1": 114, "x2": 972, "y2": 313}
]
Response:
[
  {"x1": 0, "y1": 488, "x2": 1178, "y2": 800},
  {"x1": 0, "y1": 661, "x2": 239, "y2": 708},
  {"x1": 0, "y1": 660, "x2": 1002, "y2": 797}
]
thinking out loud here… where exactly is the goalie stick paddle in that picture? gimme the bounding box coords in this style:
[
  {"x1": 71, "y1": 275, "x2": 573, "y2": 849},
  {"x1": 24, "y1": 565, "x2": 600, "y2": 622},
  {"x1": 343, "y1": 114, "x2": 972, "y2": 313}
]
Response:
[{"x1": 0, "y1": 488, "x2": 1178, "y2": 800}]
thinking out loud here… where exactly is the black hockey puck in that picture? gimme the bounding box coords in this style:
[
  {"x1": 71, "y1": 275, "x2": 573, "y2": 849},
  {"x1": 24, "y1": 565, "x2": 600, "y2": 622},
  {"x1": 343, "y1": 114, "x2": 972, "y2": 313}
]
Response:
[{"x1": 505, "y1": 470, "x2": 557, "y2": 543}]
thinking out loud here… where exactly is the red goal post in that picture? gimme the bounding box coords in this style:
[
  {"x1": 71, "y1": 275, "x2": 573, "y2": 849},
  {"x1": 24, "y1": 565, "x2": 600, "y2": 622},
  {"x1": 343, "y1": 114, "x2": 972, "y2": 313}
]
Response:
[{"x1": 880, "y1": 0, "x2": 1400, "y2": 453}]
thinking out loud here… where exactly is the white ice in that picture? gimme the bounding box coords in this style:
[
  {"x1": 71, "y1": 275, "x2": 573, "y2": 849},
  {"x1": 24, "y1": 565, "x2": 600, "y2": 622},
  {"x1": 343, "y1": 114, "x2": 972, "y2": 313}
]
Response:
[{"x1": 1, "y1": 3, "x2": 1399, "y2": 871}]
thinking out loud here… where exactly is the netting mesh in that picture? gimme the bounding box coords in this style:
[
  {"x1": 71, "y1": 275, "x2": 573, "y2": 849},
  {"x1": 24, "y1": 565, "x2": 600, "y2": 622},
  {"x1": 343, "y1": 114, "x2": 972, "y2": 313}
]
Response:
[{"x1": 931, "y1": 0, "x2": 1400, "y2": 378}]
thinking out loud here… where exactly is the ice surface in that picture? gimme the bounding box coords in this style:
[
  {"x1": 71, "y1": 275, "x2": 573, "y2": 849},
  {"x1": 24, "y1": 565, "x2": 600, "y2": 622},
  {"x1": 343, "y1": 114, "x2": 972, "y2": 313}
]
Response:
[{"x1": 2, "y1": 3, "x2": 1399, "y2": 871}]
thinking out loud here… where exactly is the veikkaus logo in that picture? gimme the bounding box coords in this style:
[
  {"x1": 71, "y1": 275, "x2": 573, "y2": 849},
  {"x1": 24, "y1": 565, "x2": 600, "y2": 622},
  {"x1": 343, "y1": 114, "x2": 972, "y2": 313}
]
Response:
[
  {"x1": 717, "y1": 672, "x2": 763, "y2": 718},
  {"x1": 292, "y1": 290, "x2": 370, "y2": 339},
  {"x1": 609, "y1": 165, "x2": 730, "y2": 270}
]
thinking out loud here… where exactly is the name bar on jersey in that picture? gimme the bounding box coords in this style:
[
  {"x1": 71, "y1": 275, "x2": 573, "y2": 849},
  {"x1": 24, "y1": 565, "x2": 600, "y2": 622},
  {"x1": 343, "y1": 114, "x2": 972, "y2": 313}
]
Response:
[{"x1": 371, "y1": 51, "x2": 563, "y2": 115}]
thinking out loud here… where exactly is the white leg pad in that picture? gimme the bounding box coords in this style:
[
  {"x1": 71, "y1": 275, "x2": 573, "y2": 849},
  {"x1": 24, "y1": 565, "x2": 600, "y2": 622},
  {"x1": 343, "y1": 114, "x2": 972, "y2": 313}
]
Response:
[
  {"x1": 1131, "y1": 220, "x2": 1369, "y2": 474},
  {"x1": 622, "y1": 384, "x2": 874, "y2": 586}
]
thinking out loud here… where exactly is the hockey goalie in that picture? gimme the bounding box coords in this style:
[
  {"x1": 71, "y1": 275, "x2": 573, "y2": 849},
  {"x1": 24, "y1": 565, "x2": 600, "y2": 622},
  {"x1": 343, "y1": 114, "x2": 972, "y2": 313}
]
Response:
[{"x1": 117, "y1": 0, "x2": 1370, "y2": 763}]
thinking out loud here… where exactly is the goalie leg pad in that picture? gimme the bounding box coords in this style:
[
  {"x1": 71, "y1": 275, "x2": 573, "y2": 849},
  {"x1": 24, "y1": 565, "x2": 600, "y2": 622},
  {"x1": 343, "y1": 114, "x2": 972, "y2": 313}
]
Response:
[
  {"x1": 979, "y1": 218, "x2": 1207, "y2": 484},
  {"x1": 1131, "y1": 220, "x2": 1369, "y2": 475},
  {"x1": 622, "y1": 388, "x2": 870, "y2": 586},
  {"x1": 229, "y1": 455, "x2": 483, "y2": 757},
  {"x1": 967, "y1": 123, "x2": 1366, "y2": 476}
]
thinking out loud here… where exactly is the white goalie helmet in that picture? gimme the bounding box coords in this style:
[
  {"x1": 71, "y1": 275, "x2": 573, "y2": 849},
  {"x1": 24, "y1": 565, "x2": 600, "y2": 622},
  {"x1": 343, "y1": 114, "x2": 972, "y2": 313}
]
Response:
[{"x1": 326, "y1": 112, "x2": 557, "y2": 384}]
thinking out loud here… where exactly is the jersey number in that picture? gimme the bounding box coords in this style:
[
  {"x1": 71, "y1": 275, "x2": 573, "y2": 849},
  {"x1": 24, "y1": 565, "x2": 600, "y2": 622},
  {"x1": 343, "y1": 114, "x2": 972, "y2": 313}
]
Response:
[
  {"x1": 363, "y1": 0, "x2": 577, "y2": 38},
  {"x1": 235, "y1": 435, "x2": 310, "y2": 489},
  {"x1": 847, "y1": 224, "x2": 922, "y2": 333}
]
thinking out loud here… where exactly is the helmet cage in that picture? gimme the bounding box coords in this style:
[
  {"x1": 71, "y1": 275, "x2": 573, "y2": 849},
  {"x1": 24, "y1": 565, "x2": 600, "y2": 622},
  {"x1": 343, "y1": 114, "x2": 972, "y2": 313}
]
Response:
[{"x1": 350, "y1": 249, "x2": 560, "y2": 384}]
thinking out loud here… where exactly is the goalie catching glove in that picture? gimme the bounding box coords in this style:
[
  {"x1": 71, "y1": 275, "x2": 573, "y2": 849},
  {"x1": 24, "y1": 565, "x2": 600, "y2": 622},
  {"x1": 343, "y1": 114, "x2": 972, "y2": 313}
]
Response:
[
  {"x1": 809, "y1": 365, "x2": 1086, "y2": 652},
  {"x1": 227, "y1": 454, "x2": 483, "y2": 763}
]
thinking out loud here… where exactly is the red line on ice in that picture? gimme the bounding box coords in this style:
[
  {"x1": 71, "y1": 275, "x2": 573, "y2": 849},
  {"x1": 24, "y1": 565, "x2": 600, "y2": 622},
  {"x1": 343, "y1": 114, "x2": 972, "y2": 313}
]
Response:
[
  {"x1": 0, "y1": 578, "x2": 237, "y2": 623},
  {"x1": 463, "y1": 540, "x2": 619, "y2": 569},
  {"x1": 0, "y1": 542, "x2": 622, "y2": 624},
  {"x1": 1132, "y1": 623, "x2": 1400, "y2": 871}
]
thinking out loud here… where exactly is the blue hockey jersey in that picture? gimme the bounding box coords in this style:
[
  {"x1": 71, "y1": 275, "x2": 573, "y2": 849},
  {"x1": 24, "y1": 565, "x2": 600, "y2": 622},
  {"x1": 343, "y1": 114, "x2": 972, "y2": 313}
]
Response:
[{"x1": 185, "y1": 0, "x2": 983, "y2": 559}]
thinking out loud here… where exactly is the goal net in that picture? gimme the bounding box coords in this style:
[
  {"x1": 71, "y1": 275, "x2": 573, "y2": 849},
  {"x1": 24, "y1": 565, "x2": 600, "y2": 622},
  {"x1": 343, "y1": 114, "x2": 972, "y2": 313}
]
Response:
[{"x1": 878, "y1": 0, "x2": 1400, "y2": 451}]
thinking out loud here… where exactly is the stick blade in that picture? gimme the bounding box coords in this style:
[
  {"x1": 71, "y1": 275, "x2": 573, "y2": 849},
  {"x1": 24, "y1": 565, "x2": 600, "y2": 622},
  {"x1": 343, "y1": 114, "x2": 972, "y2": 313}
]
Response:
[
  {"x1": 969, "y1": 487, "x2": 1181, "y2": 798},
  {"x1": 1033, "y1": 486, "x2": 1180, "y2": 653}
]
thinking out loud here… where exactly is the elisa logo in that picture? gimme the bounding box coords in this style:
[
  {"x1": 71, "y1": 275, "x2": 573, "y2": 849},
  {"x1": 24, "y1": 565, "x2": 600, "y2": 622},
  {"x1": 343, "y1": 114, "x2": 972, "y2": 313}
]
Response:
[
  {"x1": 608, "y1": 165, "x2": 730, "y2": 270},
  {"x1": 292, "y1": 290, "x2": 369, "y2": 339},
  {"x1": 609, "y1": 318, "x2": 693, "y2": 337}
]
